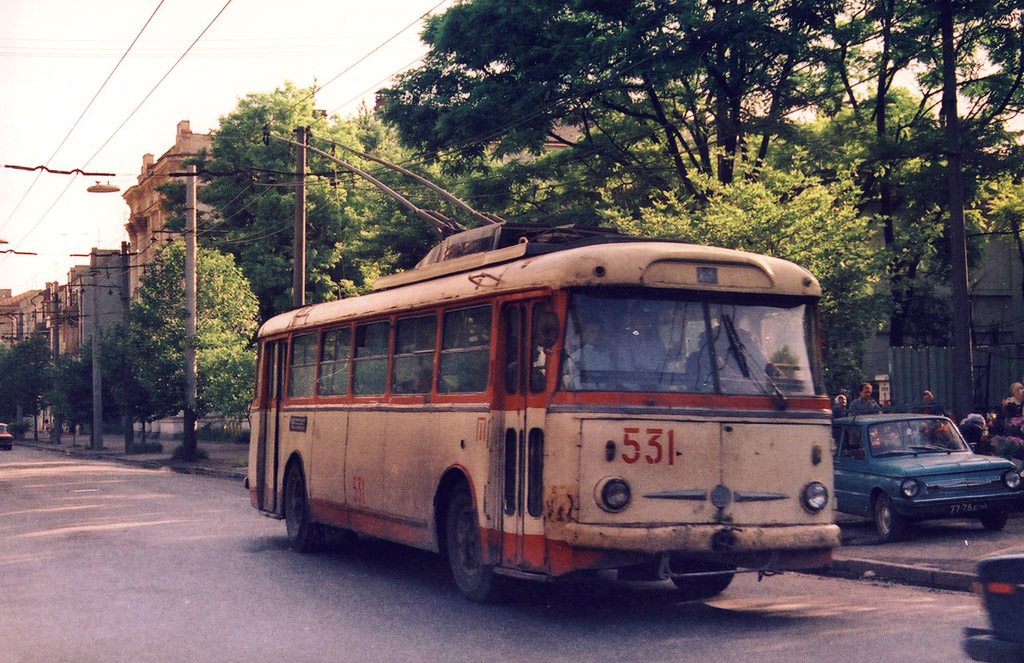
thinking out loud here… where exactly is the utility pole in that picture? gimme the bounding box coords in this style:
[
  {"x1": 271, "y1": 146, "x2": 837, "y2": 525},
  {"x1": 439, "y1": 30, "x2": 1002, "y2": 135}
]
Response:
[
  {"x1": 90, "y1": 256, "x2": 103, "y2": 450},
  {"x1": 183, "y1": 164, "x2": 198, "y2": 458},
  {"x1": 49, "y1": 283, "x2": 61, "y2": 444},
  {"x1": 940, "y1": 0, "x2": 974, "y2": 418},
  {"x1": 293, "y1": 125, "x2": 307, "y2": 309}
]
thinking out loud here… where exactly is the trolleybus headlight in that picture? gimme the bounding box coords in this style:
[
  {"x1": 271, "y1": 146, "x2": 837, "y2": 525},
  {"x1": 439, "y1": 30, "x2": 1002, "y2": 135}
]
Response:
[
  {"x1": 800, "y1": 482, "x2": 829, "y2": 512},
  {"x1": 596, "y1": 477, "x2": 632, "y2": 512},
  {"x1": 1004, "y1": 470, "x2": 1022, "y2": 490},
  {"x1": 900, "y1": 479, "x2": 920, "y2": 498}
]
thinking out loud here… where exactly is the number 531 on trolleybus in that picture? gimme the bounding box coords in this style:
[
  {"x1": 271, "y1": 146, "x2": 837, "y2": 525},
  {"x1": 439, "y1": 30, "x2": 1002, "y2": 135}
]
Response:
[{"x1": 247, "y1": 225, "x2": 840, "y2": 601}]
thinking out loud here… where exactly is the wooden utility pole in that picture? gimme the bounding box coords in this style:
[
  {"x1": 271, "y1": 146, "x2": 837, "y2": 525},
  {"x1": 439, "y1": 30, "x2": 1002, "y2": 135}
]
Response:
[
  {"x1": 183, "y1": 164, "x2": 198, "y2": 458},
  {"x1": 293, "y1": 126, "x2": 307, "y2": 309},
  {"x1": 939, "y1": 0, "x2": 973, "y2": 418}
]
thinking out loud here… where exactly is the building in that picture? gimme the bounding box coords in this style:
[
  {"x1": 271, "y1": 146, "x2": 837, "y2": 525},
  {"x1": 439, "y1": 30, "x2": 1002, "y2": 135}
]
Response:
[
  {"x1": 122, "y1": 120, "x2": 212, "y2": 295},
  {"x1": 0, "y1": 288, "x2": 44, "y2": 344}
]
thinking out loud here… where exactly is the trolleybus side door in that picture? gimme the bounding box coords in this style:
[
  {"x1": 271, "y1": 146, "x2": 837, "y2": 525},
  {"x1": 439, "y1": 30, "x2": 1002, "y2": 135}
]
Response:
[
  {"x1": 498, "y1": 298, "x2": 551, "y2": 571},
  {"x1": 255, "y1": 339, "x2": 285, "y2": 514}
]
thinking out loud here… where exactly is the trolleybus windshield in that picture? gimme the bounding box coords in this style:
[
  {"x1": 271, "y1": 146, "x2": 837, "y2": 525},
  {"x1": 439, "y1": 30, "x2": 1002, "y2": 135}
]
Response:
[{"x1": 560, "y1": 291, "x2": 819, "y2": 396}]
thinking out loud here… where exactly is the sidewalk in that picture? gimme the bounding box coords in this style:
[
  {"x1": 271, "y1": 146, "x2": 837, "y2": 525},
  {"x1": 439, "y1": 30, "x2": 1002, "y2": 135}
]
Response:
[
  {"x1": 14, "y1": 431, "x2": 248, "y2": 482},
  {"x1": 10, "y1": 434, "x2": 1015, "y2": 593}
]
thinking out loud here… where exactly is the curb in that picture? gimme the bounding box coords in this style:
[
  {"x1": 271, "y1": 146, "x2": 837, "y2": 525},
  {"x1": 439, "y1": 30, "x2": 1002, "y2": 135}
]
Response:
[
  {"x1": 818, "y1": 557, "x2": 976, "y2": 592},
  {"x1": 12, "y1": 441, "x2": 247, "y2": 483}
]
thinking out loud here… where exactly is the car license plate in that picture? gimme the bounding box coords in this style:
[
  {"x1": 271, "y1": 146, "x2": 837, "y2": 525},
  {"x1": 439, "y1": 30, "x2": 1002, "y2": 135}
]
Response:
[{"x1": 949, "y1": 502, "x2": 986, "y2": 515}]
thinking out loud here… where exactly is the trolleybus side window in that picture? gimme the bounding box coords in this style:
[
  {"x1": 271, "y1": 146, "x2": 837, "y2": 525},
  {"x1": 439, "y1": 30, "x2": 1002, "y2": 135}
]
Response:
[
  {"x1": 503, "y1": 306, "x2": 521, "y2": 395},
  {"x1": 353, "y1": 320, "x2": 390, "y2": 396},
  {"x1": 392, "y1": 314, "x2": 438, "y2": 394},
  {"x1": 318, "y1": 326, "x2": 352, "y2": 396},
  {"x1": 530, "y1": 303, "x2": 556, "y2": 393},
  {"x1": 287, "y1": 332, "x2": 318, "y2": 399},
  {"x1": 439, "y1": 305, "x2": 492, "y2": 394}
]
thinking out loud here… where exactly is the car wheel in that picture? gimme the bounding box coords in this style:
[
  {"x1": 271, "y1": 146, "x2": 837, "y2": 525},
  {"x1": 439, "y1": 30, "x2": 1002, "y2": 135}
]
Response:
[
  {"x1": 873, "y1": 493, "x2": 907, "y2": 542},
  {"x1": 670, "y1": 560, "x2": 736, "y2": 600},
  {"x1": 980, "y1": 509, "x2": 1009, "y2": 531},
  {"x1": 445, "y1": 485, "x2": 496, "y2": 602},
  {"x1": 284, "y1": 462, "x2": 323, "y2": 553}
]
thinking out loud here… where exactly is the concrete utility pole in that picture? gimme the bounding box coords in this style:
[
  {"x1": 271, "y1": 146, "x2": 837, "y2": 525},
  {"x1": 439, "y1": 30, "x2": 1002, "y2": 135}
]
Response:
[
  {"x1": 293, "y1": 125, "x2": 307, "y2": 309},
  {"x1": 49, "y1": 284, "x2": 61, "y2": 444},
  {"x1": 91, "y1": 257, "x2": 103, "y2": 450},
  {"x1": 940, "y1": 0, "x2": 974, "y2": 418},
  {"x1": 183, "y1": 165, "x2": 198, "y2": 457}
]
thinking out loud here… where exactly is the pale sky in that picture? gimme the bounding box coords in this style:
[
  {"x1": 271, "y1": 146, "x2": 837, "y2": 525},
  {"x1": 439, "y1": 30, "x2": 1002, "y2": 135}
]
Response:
[{"x1": 0, "y1": 0, "x2": 448, "y2": 295}]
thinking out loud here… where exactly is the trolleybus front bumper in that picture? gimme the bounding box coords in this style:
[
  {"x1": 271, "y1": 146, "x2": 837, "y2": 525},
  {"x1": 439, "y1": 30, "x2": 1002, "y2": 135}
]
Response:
[{"x1": 561, "y1": 522, "x2": 840, "y2": 562}]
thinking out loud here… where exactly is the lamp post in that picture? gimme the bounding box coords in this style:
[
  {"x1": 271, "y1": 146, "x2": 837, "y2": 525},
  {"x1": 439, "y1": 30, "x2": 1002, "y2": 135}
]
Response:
[{"x1": 86, "y1": 181, "x2": 119, "y2": 449}]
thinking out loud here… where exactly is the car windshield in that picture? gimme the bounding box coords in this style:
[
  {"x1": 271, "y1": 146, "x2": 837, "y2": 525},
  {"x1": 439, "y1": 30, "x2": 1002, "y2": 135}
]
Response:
[
  {"x1": 560, "y1": 290, "x2": 820, "y2": 396},
  {"x1": 867, "y1": 419, "x2": 968, "y2": 456},
  {"x1": 0, "y1": 424, "x2": 8, "y2": 433}
]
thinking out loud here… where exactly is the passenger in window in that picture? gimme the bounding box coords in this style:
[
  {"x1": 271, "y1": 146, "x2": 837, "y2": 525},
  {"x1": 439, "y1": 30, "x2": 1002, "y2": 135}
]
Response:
[{"x1": 563, "y1": 319, "x2": 615, "y2": 389}]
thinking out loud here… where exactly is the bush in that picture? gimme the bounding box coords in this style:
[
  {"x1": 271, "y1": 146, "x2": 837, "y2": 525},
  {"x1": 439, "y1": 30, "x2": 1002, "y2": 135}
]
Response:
[
  {"x1": 171, "y1": 445, "x2": 209, "y2": 461},
  {"x1": 127, "y1": 441, "x2": 163, "y2": 454},
  {"x1": 8, "y1": 420, "x2": 30, "y2": 439}
]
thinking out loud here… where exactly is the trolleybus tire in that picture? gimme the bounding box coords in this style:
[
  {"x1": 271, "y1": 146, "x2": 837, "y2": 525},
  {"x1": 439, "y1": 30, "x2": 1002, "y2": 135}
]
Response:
[
  {"x1": 873, "y1": 493, "x2": 906, "y2": 542},
  {"x1": 980, "y1": 509, "x2": 1009, "y2": 531},
  {"x1": 284, "y1": 463, "x2": 323, "y2": 553},
  {"x1": 445, "y1": 486, "x2": 496, "y2": 602},
  {"x1": 670, "y1": 561, "x2": 735, "y2": 600}
]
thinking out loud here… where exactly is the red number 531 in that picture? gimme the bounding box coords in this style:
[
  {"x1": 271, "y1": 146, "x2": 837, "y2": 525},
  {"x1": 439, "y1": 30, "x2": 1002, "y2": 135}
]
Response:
[{"x1": 622, "y1": 427, "x2": 676, "y2": 465}]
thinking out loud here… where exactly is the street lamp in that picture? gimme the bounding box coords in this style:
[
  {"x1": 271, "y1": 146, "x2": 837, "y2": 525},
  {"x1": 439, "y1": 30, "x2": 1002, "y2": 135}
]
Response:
[{"x1": 86, "y1": 181, "x2": 120, "y2": 193}]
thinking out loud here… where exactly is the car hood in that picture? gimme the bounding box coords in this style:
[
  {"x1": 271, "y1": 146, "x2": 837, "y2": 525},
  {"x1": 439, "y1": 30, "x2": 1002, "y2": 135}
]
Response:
[{"x1": 873, "y1": 453, "x2": 1016, "y2": 477}]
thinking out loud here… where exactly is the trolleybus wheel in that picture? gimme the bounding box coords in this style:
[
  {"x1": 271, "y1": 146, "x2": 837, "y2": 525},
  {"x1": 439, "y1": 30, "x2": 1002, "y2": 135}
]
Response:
[
  {"x1": 670, "y1": 561, "x2": 735, "y2": 600},
  {"x1": 445, "y1": 486, "x2": 495, "y2": 602},
  {"x1": 873, "y1": 493, "x2": 906, "y2": 542},
  {"x1": 980, "y1": 509, "x2": 1009, "y2": 531},
  {"x1": 284, "y1": 463, "x2": 323, "y2": 553}
]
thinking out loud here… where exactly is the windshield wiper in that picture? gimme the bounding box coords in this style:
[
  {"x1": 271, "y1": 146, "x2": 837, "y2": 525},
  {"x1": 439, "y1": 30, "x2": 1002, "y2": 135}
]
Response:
[
  {"x1": 910, "y1": 445, "x2": 953, "y2": 454},
  {"x1": 721, "y1": 314, "x2": 788, "y2": 410},
  {"x1": 873, "y1": 450, "x2": 914, "y2": 458}
]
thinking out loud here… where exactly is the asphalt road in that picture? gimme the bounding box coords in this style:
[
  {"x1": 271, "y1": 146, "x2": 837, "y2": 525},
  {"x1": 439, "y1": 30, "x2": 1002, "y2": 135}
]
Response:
[{"x1": 0, "y1": 447, "x2": 987, "y2": 663}]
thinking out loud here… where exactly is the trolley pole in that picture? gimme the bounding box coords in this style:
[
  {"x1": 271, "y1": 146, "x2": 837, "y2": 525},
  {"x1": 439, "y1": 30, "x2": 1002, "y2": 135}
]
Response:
[
  {"x1": 293, "y1": 125, "x2": 307, "y2": 309},
  {"x1": 183, "y1": 164, "x2": 198, "y2": 458}
]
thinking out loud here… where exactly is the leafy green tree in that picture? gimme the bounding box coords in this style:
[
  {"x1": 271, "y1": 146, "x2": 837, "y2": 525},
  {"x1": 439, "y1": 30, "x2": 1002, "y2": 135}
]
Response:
[
  {"x1": 194, "y1": 84, "x2": 439, "y2": 321},
  {"x1": 618, "y1": 166, "x2": 887, "y2": 395},
  {"x1": 127, "y1": 241, "x2": 259, "y2": 458},
  {"x1": 0, "y1": 334, "x2": 51, "y2": 434}
]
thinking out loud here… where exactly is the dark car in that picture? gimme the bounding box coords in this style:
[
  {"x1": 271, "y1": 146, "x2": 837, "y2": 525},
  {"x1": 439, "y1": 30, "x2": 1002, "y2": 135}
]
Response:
[
  {"x1": 832, "y1": 414, "x2": 1024, "y2": 541},
  {"x1": 964, "y1": 554, "x2": 1024, "y2": 662},
  {"x1": 0, "y1": 423, "x2": 12, "y2": 450}
]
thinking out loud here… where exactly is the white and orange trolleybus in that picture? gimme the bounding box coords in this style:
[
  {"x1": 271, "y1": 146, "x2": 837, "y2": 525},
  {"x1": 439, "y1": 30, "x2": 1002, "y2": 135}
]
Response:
[{"x1": 248, "y1": 225, "x2": 840, "y2": 601}]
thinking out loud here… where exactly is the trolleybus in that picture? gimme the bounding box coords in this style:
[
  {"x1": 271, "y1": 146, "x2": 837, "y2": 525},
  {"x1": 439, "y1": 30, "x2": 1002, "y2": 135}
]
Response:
[{"x1": 248, "y1": 225, "x2": 840, "y2": 601}]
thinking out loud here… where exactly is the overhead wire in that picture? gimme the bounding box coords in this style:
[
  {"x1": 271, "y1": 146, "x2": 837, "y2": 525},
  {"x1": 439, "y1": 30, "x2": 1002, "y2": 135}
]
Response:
[
  {"x1": 0, "y1": 0, "x2": 166, "y2": 238},
  {"x1": 0, "y1": 0, "x2": 234, "y2": 272}
]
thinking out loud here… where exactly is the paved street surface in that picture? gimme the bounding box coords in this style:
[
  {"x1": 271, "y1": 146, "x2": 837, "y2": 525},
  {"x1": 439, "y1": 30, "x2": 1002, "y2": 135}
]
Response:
[{"x1": 0, "y1": 445, "x2": 992, "y2": 663}]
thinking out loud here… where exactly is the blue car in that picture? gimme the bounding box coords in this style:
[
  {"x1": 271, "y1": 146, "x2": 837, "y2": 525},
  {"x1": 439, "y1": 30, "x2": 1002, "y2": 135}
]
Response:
[{"x1": 832, "y1": 414, "x2": 1024, "y2": 541}]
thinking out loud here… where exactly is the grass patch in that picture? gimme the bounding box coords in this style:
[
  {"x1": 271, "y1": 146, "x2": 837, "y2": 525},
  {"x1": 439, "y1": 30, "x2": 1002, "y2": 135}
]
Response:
[{"x1": 170, "y1": 445, "x2": 210, "y2": 461}]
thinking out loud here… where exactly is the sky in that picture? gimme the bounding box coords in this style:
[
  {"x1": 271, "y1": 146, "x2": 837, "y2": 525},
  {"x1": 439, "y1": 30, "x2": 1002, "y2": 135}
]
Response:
[{"x1": 0, "y1": 0, "x2": 449, "y2": 295}]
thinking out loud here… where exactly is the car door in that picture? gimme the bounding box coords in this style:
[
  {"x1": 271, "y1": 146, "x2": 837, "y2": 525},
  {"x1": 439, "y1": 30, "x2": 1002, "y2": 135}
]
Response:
[{"x1": 833, "y1": 426, "x2": 872, "y2": 517}]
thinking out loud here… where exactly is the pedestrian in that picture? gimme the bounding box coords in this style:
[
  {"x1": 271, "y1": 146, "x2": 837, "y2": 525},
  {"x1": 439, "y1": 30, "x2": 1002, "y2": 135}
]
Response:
[
  {"x1": 916, "y1": 390, "x2": 947, "y2": 416},
  {"x1": 959, "y1": 413, "x2": 988, "y2": 453},
  {"x1": 848, "y1": 381, "x2": 882, "y2": 415},
  {"x1": 832, "y1": 394, "x2": 848, "y2": 419},
  {"x1": 993, "y1": 382, "x2": 1024, "y2": 435}
]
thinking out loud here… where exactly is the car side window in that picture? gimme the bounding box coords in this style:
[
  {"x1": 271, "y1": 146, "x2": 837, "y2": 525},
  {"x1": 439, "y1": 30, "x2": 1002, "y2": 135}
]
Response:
[{"x1": 839, "y1": 429, "x2": 866, "y2": 460}]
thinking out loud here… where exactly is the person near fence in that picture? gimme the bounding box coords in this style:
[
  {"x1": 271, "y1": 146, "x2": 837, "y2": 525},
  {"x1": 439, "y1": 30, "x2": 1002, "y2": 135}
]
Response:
[
  {"x1": 994, "y1": 382, "x2": 1024, "y2": 435},
  {"x1": 916, "y1": 390, "x2": 948, "y2": 416},
  {"x1": 848, "y1": 381, "x2": 882, "y2": 415},
  {"x1": 832, "y1": 394, "x2": 848, "y2": 418}
]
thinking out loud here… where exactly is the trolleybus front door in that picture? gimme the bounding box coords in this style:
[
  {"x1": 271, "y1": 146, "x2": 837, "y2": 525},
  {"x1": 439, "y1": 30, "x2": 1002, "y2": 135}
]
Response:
[
  {"x1": 255, "y1": 339, "x2": 285, "y2": 514},
  {"x1": 499, "y1": 299, "x2": 551, "y2": 572}
]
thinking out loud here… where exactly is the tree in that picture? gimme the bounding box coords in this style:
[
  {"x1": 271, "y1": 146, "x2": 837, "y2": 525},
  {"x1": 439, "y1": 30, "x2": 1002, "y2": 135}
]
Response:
[
  {"x1": 127, "y1": 241, "x2": 259, "y2": 458},
  {"x1": 617, "y1": 165, "x2": 887, "y2": 395},
  {"x1": 196, "y1": 84, "x2": 440, "y2": 321},
  {"x1": 0, "y1": 334, "x2": 51, "y2": 435}
]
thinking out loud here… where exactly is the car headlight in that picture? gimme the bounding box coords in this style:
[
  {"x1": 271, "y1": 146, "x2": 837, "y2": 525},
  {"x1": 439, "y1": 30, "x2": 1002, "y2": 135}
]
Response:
[
  {"x1": 1003, "y1": 470, "x2": 1022, "y2": 490},
  {"x1": 596, "y1": 477, "x2": 631, "y2": 512},
  {"x1": 901, "y1": 479, "x2": 920, "y2": 498},
  {"x1": 801, "y1": 482, "x2": 829, "y2": 512}
]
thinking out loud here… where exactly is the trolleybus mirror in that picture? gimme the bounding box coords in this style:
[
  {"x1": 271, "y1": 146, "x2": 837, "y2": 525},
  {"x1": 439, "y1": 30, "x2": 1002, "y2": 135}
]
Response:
[{"x1": 535, "y1": 310, "x2": 560, "y2": 348}]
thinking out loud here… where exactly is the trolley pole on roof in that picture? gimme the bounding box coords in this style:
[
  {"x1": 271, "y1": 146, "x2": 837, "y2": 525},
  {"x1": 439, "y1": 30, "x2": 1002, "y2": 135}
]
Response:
[
  {"x1": 293, "y1": 126, "x2": 307, "y2": 309},
  {"x1": 182, "y1": 165, "x2": 198, "y2": 458}
]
